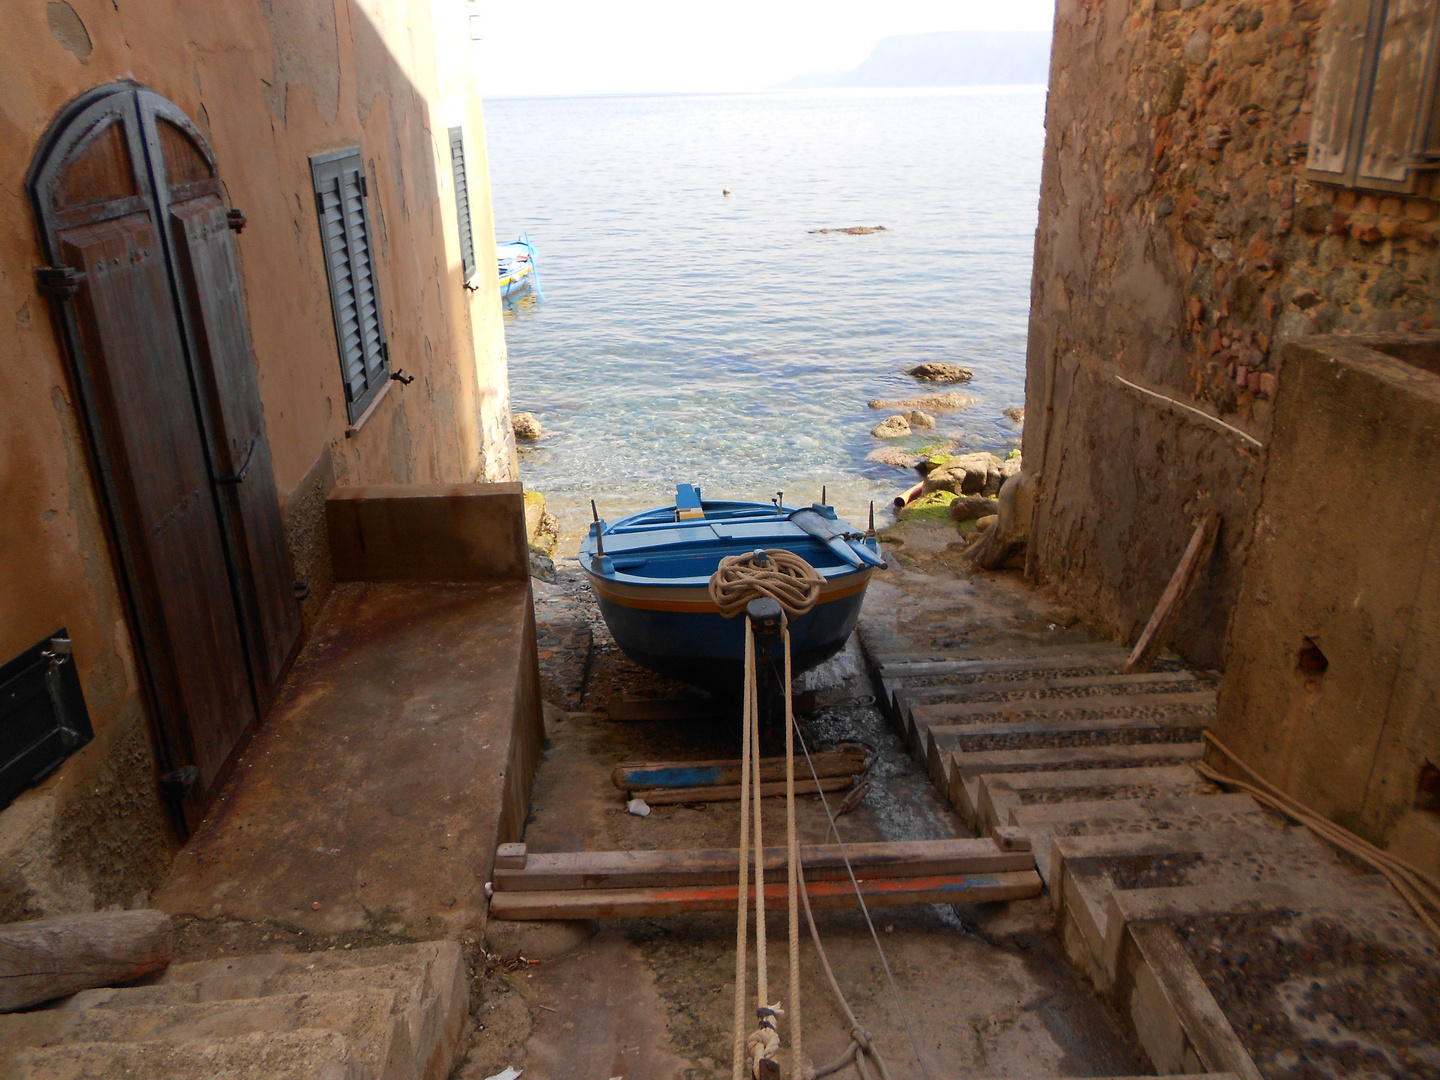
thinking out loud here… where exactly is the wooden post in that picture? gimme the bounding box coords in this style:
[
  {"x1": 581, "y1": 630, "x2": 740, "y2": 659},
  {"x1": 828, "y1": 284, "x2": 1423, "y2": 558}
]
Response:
[
  {"x1": 0, "y1": 909, "x2": 172, "y2": 1012},
  {"x1": 1125, "y1": 511, "x2": 1221, "y2": 674}
]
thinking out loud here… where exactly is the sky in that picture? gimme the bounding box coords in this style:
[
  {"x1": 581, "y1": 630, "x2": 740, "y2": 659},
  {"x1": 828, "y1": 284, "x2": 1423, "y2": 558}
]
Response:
[{"x1": 472, "y1": 0, "x2": 1057, "y2": 98}]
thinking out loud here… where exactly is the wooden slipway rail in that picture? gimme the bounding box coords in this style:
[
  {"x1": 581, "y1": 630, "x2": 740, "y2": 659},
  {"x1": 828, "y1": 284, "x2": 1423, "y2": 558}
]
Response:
[{"x1": 488, "y1": 836, "x2": 1041, "y2": 920}]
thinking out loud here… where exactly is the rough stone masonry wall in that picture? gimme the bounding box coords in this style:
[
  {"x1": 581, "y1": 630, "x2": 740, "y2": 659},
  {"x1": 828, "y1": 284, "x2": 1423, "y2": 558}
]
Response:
[{"x1": 1024, "y1": 0, "x2": 1440, "y2": 668}]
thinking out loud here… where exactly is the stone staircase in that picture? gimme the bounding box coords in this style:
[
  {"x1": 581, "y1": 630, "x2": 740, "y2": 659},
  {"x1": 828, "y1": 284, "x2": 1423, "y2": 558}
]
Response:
[
  {"x1": 869, "y1": 641, "x2": 1440, "y2": 1080},
  {"x1": 0, "y1": 941, "x2": 468, "y2": 1080}
]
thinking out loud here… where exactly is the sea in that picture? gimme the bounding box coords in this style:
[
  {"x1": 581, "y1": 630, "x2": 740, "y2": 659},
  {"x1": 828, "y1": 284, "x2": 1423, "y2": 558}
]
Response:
[{"x1": 485, "y1": 87, "x2": 1046, "y2": 550}]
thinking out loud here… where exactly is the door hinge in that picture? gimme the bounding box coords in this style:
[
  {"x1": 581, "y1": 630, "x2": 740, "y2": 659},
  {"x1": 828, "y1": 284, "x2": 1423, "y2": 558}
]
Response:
[
  {"x1": 227, "y1": 208, "x2": 247, "y2": 233},
  {"x1": 35, "y1": 266, "x2": 85, "y2": 296}
]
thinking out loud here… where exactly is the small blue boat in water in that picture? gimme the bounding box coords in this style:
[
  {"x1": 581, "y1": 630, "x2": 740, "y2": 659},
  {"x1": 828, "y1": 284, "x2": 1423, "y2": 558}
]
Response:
[
  {"x1": 580, "y1": 485, "x2": 884, "y2": 692},
  {"x1": 498, "y1": 234, "x2": 541, "y2": 300}
]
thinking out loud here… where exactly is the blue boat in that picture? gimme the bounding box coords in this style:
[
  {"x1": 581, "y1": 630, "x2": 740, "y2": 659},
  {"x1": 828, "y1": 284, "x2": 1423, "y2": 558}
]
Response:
[
  {"x1": 580, "y1": 485, "x2": 884, "y2": 692},
  {"x1": 498, "y1": 234, "x2": 541, "y2": 300}
]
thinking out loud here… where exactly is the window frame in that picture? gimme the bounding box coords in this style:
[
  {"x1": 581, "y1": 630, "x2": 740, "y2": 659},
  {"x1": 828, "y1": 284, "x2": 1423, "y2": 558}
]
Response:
[{"x1": 310, "y1": 147, "x2": 390, "y2": 424}]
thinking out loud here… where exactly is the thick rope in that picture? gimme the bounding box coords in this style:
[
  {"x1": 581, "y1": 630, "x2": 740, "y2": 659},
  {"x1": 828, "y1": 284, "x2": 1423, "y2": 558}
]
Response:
[
  {"x1": 1199, "y1": 730, "x2": 1440, "y2": 946},
  {"x1": 710, "y1": 549, "x2": 823, "y2": 620},
  {"x1": 784, "y1": 623, "x2": 803, "y2": 1079},
  {"x1": 732, "y1": 621, "x2": 754, "y2": 1080}
]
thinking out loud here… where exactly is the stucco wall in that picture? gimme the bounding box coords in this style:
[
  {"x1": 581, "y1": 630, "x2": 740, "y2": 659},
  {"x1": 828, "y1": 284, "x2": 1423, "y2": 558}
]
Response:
[
  {"x1": 1025, "y1": 0, "x2": 1440, "y2": 667},
  {"x1": 0, "y1": 0, "x2": 514, "y2": 915}
]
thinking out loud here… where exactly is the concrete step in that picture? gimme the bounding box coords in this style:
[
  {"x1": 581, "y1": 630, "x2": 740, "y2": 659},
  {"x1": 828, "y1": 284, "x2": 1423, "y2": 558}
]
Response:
[
  {"x1": 894, "y1": 669, "x2": 1208, "y2": 704},
  {"x1": 1, "y1": 942, "x2": 469, "y2": 1080},
  {"x1": 974, "y1": 765, "x2": 1217, "y2": 835},
  {"x1": 913, "y1": 688, "x2": 1216, "y2": 723},
  {"x1": 943, "y1": 743, "x2": 1208, "y2": 825},
  {"x1": 2, "y1": 1028, "x2": 374, "y2": 1080},
  {"x1": 871, "y1": 641, "x2": 1133, "y2": 667}
]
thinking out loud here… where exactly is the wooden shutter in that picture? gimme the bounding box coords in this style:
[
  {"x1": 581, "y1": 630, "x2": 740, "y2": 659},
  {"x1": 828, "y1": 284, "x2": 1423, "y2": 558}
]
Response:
[
  {"x1": 449, "y1": 127, "x2": 476, "y2": 282},
  {"x1": 1358, "y1": 0, "x2": 1440, "y2": 185},
  {"x1": 311, "y1": 149, "x2": 389, "y2": 422},
  {"x1": 170, "y1": 193, "x2": 302, "y2": 706},
  {"x1": 1306, "y1": 0, "x2": 1377, "y2": 180}
]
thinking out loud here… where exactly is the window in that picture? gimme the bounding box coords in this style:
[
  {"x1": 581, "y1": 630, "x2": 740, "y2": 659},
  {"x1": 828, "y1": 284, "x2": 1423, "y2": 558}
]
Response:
[
  {"x1": 449, "y1": 127, "x2": 476, "y2": 282},
  {"x1": 1306, "y1": 0, "x2": 1440, "y2": 193},
  {"x1": 311, "y1": 148, "x2": 389, "y2": 423}
]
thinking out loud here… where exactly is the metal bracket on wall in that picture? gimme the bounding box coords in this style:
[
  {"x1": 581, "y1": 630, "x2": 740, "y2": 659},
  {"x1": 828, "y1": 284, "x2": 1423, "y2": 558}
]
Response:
[
  {"x1": 34, "y1": 266, "x2": 85, "y2": 296},
  {"x1": 226, "y1": 208, "x2": 247, "y2": 232}
]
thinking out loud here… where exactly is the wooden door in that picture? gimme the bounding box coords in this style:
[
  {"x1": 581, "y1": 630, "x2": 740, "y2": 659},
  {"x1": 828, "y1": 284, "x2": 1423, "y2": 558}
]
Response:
[{"x1": 28, "y1": 85, "x2": 300, "y2": 831}]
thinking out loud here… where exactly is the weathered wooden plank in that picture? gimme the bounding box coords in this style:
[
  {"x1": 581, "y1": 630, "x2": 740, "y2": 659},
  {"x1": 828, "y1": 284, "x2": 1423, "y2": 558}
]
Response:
[
  {"x1": 489, "y1": 870, "x2": 1043, "y2": 919},
  {"x1": 1125, "y1": 512, "x2": 1220, "y2": 675},
  {"x1": 927, "y1": 711, "x2": 1209, "y2": 750},
  {"x1": 612, "y1": 746, "x2": 866, "y2": 792},
  {"x1": 640, "y1": 775, "x2": 851, "y2": 805},
  {"x1": 913, "y1": 689, "x2": 1215, "y2": 723},
  {"x1": 878, "y1": 653, "x2": 1128, "y2": 679},
  {"x1": 492, "y1": 838, "x2": 1034, "y2": 892},
  {"x1": 898, "y1": 671, "x2": 1202, "y2": 702},
  {"x1": 0, "y1": 910, "x2": 172, "y2": 1012},
  {"x1": 948, "y1": 742, "x2": 1207, "y2": 781}
]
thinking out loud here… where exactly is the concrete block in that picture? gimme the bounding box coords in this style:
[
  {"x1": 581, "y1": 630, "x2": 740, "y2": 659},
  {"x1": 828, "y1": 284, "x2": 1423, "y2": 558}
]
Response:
[
  {"x1": 976, "y1": 764, "x2": 1213, "y2": 836},
  {"x1": 327, "y1": 482, "x2": 529, "y2": 583}
]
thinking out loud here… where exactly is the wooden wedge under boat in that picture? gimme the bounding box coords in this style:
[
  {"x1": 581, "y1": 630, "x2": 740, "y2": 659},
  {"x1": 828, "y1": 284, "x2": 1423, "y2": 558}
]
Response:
[{"x1": 579, "y1": 484, "x2": 883, "y2": 693}]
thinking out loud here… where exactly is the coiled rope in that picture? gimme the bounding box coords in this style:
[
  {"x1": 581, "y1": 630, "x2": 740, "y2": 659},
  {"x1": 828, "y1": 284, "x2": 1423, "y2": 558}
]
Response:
[{"x1": 710, "y1": 549, "x2": 824, "y2": 620}]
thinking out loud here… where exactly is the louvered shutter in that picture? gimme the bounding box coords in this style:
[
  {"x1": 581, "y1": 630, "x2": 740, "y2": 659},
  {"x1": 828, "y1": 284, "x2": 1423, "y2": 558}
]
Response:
[
  {"x1": 449, "y1": 127, "x2": 476, "y2": 282},
  {"x1": 1358, "y1": 0, "x2": 1440, "y2": 185},
  {"x1": 1305, "y1": 0, "x2": 1376, "y2": 180},
  {"x1": 311, "y1": 149, "x2": 389, "y2": 422}
]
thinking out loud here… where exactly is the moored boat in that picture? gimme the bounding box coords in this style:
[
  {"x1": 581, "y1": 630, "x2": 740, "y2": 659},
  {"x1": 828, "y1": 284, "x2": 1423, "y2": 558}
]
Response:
[
  {"x1": 498, "y1": 234, "x2": 541, "y2": 300},
  {"x1": 579, "y1": 485, "x2": 884, "y2": 693}
]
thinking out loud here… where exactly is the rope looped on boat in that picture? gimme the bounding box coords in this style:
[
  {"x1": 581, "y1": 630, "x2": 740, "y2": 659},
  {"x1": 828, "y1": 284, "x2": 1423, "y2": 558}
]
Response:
[{"x1": 710, "y1": 549, "x2": 824, "y2": 620}]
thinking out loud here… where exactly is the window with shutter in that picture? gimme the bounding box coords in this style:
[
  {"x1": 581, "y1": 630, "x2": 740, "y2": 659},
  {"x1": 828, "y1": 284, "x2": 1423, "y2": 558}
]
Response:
[
  {"x1": 311, "y1": 149, "x2": 390, "y2": 422},
  {"x1": 1305, "y1": 0, "x2": 1440, "y2": 193},
  {"x1": 449, "y1": 127, "x2": 476, "y2": 282}
]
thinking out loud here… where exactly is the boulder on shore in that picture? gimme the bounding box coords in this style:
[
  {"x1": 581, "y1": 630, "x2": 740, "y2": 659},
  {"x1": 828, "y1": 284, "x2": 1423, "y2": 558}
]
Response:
[
  {"x1": 907, "y1": 410, "x2": 936, "y2": 429},
  {"x1": 868, "y1": 393, "x2": 977, "y2": 412},
  {"x1": 871, "y1": 415, "x2": 911, "y2": 439},
  {"x1": 949, "y1": 496, "x2": 998, "y2": 522},
  {"x1": 513, "y1": 412, "x2": 543, "y2": 440},
  {"x1": 906, "y1": 362, "x2": 973, "y2": 383}
]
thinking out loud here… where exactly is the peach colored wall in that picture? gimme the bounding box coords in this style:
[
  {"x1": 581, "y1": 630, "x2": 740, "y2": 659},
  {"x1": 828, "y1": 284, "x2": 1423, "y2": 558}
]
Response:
[{"x1": 0, "y1": 0, "x2": 514, "y2": 914}]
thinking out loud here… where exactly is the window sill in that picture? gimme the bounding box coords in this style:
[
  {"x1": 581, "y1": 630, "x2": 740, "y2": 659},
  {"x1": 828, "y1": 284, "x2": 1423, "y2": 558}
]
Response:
[{"x1": 345, "y1": 379, "x2": 393, "y2": 438}]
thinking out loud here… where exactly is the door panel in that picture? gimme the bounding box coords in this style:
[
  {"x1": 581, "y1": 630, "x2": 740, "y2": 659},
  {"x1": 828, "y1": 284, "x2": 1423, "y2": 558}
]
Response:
[
  {"x1": 170, "y1": 195, "x2": 302, "y2": 703},
  {"x1": 58, "y1": 213, "x2": 256, "y2": 799}
]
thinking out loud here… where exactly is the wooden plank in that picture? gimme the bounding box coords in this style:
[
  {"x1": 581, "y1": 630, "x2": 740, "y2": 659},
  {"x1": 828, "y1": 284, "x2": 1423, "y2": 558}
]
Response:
[
  {"x1": 0, "y1": 910, "x2": 172, "y2": 1012},
  {"x1": 489, "y1": 869, "x2": 1043, "y2": 919},
  {"x1": 606, "y1": 695, "x2": 727, "y2": 721},
  {"x1": 927, "y1": 710, "x2": 1209, "y2": 749},
  {"x1": 897, "y1": 671, "x2": 1202, "y2": 703},
  {"x1": 492, "y1": 837, "x2": 1034, "y2": 892},
  {"x1": 640, "y1": 775, "x2": 851, "y2": 805},
  {"x1": 949, "y1": 742, "x2": 1206, "y2": 781},
  {"x1": 878, "y1": 653, "x2": 1128, "y2": 679},
  {"x1": 913, "y1": 689, "x2": 1215, "y2": 723},
  {"x1": 613, "y1": 746, "x2": 867, "y2": 791},
  {"x1": 872, "y1": 642, "x2": 1129, "y2": 666},
  {"x1": 1125, "y1": 512, "x2": 1220, "y2": 675}
]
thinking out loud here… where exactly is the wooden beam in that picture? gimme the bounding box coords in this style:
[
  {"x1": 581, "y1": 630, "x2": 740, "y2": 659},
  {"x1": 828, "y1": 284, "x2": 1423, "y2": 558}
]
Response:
[
  {"x1": 613, "y1": 746, "x2": 868, "y2": 792},
  {"x1": 492, "y1": 837, "x2": 1033, "y2": 892},
  {"x1": 1125, "y1": 511, "x2": 1221, "y2": 674},
  {"x1": 489, "y1": 870, "x2": 1043, "y2": 919},
  {"x1": 0, "y1": 910, "x2": 172, "y2": 1012},
  {"x1": 640, "y1": 776, "x2": 851, "y2": 806}
]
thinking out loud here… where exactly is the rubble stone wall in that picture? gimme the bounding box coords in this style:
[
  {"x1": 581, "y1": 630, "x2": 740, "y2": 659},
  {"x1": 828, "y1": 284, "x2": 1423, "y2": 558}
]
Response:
[{"x1": 1024, "y1": 0, "x2": 1440, "y2": 667}]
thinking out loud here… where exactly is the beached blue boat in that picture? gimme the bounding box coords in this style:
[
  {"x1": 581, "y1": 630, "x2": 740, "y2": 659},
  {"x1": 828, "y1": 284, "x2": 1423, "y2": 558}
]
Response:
[
  {"x1": 580, "y1": 485, "x2": 884, "y2": 692},
  {"x1": 498, "y1": 234, "x2": 541, "y2": 300}
]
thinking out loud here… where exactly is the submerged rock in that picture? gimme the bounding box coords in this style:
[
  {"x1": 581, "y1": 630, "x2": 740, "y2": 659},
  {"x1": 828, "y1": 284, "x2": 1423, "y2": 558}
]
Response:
[
  {"x1": 869, "y1": 393, "x2": 977, "y2": 412},
  {"x1": 907, "y1": 410, "x2": 936, "y2": 429},
  {"x1": 513, "y1": 412, "x2": 543, "y2": 440},
  {"x1": 871, "y1": 414, "x2": 912, "y2": 438},
  {"x1": 866, "y1": 446, "x2": 923, "y2": 469},
  {"x1": 906, "y1": 362, "x2": 974, "y2": 383},
  {"x1": 810, "y1": 225, "x2": 886, "y2": 235},
  {"x1": 1003, "y1": 406, "x2": 1025, "y2": 425}
]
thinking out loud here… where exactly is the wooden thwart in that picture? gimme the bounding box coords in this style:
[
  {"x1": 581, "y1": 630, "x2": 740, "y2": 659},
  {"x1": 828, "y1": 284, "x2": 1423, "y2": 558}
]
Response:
[{"x1": 489, "y1": 836, "x2": 1040, "y2": 918}]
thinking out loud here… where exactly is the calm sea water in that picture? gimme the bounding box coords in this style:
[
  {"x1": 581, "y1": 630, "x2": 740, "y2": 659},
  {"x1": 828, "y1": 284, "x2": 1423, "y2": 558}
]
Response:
[{"x1": 485, "y1": 88, "x2": 1045, "y2": 546}]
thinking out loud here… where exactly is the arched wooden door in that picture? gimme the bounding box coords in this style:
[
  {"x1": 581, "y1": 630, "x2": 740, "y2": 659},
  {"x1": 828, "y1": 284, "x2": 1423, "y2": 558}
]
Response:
[{"x1": 28, "y1": 84, "x2": 301, "y2": 833}]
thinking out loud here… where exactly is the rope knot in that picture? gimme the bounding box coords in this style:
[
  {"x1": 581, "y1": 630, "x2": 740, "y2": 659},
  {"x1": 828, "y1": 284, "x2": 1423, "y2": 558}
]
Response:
[{"x1": 709, "y1": 549, "x2": 823, "y2": 621}]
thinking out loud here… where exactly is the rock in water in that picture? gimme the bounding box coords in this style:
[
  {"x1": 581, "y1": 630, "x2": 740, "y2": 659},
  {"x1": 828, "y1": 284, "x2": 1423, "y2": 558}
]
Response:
[
  {"x1": 906, "y1": 362, "x2": 973, "y2": 383},
  {"x1": 907, "y1": 410, "x2": 936, "y2": 429},
  {"x1": 949, "y1": 496, "x2": 998, "y2": 522},
  {"x1": 866, "y1": 446, "x2": 923, "y2": 469},
  {"x1": 513, "y1": 412, "x2": 543, "y2": 440},
  {"x1": 869, "y1": 393, "x2": 977, "y2": 412},
  {"x1": 1003, "y1": 406, "x2": 1025, "y2": 425},
  {"x1": 871, "y1": 414, "x2": 912, "y2": 438}
]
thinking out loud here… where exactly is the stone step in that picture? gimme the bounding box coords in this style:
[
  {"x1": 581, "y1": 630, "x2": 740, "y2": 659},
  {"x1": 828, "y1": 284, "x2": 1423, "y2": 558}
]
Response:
[
  {"x1": 913, "y1": 688, "x2": 1216, "y2": 723},
  {"x1": 924, "y1": 713, "x2": 1208, "y2": 783},
  {"x1": 894, "y1": 670, "x2": 1207, "y2": 704},
  {"x1": 1009, "y1": 792, "x2": 1266, "y2": 884},
  {"x1": 1, "y1": 1028, "x2": 373, "y2": 1080},
  {"x1": 58, "y1": 942, "x2": 467, "y2": 1080},
  {"x1": 0, "y1": 989, "x2": 410, "y2": 1078},
  {"x1": 974, "y1": 765, "x2": 1216, "y2": 835},
  {"x1": 942, "y1": 743, "x2": 1207, "y2": 826},
  {"x1": 872, "y1": 641, "x2": 1133, "y2": 667}
]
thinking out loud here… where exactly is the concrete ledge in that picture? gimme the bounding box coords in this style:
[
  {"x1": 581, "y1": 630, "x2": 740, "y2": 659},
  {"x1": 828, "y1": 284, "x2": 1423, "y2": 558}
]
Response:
[{"x1": 327, "y1": 483, "x2": 528, "y2": 584}]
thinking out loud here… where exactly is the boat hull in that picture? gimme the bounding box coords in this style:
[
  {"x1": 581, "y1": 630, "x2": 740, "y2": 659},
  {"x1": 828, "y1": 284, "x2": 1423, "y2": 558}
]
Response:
[{"x1": 585, "y1": 569, "x2": 870, "y2": 693}]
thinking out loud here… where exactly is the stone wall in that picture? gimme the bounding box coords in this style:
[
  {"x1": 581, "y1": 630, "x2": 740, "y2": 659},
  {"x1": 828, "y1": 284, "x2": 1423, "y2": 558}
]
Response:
[{"x1": 1024, "y1": 0, "x2": 1440, "y2": 667}]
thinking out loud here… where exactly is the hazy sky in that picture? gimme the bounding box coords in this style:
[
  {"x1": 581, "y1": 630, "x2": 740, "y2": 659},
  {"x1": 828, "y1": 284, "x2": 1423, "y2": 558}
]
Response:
[{"x1": 472, "y1": 1, "x2": 1057, "y2": 98}]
